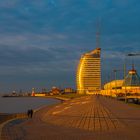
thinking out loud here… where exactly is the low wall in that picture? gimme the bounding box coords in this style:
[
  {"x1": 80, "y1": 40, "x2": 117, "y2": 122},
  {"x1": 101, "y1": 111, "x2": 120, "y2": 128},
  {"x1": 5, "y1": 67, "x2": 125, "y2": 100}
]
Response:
[{"x1": 0, "y1": 113, "x2": 27, "y2": 124}]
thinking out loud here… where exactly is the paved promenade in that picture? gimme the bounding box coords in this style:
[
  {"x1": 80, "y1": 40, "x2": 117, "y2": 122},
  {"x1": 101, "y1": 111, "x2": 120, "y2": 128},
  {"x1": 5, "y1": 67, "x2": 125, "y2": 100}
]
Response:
[{"x1": 1, "y1": 95, "x2": 140, "y2": 140}]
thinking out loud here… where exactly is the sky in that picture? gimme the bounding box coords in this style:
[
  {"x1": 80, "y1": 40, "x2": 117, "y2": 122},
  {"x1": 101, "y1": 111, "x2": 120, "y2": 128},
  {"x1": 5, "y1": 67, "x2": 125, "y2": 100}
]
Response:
[{"x1": 0, "y1": 0, "x2": 140, "y2": 93}]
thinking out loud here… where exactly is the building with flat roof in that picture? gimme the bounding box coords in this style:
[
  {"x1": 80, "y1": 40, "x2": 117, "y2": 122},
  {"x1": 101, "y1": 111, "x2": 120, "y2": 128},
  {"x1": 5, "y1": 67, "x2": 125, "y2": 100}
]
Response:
[{"x1": 76, "y1": 48, "x2": 101, "y2": 94}]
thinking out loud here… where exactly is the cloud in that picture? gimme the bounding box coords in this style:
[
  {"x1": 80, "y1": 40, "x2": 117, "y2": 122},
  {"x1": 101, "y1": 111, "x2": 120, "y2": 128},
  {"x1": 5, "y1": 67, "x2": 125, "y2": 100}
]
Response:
[
  {"x1": 0, "y1": 0, "x2": 140, "y2": 92},
  {"x1": 0, "y1": 0, "x2": 18, "y2": 8}
]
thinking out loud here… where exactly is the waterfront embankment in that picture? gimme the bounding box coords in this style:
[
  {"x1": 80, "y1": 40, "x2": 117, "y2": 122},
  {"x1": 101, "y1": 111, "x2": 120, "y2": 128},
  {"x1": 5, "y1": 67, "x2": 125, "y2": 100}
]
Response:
[
  {"x1": 1, "y1": 95, "x2": 140, "y2": 140},
  {"x1": 0, "y1": 96, "x2": 63, "y2": 139},
  {"x1": 0, "y1": 113, "x2": 27, "y2": 140},
  {"x1": 0, "y1": 96, "x2": 68, "y2": 127},
  {"x1": 0, "y1": 113, "x2": 27, "y2": 124}
]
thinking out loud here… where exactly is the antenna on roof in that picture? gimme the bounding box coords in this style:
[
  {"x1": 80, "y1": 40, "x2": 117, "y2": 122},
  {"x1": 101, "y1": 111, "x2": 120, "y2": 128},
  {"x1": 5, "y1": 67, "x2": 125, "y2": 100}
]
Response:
[
  {"x1": 96, "y1": 18, "x2": 101, "y2": 49},
  {"x1": 132, "y1": 61, "x2": 135, "y2": 70}
]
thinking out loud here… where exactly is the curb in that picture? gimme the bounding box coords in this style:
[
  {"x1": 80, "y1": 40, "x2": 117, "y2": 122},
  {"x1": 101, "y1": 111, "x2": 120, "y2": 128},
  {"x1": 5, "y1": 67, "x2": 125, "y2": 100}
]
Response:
[{"x1": 0, "y1": 113, "x2": 27, "y2": 139}]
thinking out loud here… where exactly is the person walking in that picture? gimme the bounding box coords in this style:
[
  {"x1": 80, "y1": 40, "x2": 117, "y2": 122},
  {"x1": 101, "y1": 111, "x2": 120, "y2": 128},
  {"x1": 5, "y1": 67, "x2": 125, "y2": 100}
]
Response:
[
  {"x1": 27, "y1": 109, "x2": 30, "y2": 118},
  {"x1": 30, "y1": 109, "x2": 34, "y2": 118}
]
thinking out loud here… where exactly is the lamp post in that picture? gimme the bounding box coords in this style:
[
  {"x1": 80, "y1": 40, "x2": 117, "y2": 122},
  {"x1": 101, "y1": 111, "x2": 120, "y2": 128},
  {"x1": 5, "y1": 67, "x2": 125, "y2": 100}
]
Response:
[
  {"x1": 113, "y1": 69, "x2": 120, "y2": 97},
  {"x1": 109, "y1": 73, "x2": 112, "y2": 97},
  {"x1": 113, "y1": 70, "x2": 117, "y2": 96},
  {"x1": 124, "y1": 55, "x2": 127, "y2": 103}
]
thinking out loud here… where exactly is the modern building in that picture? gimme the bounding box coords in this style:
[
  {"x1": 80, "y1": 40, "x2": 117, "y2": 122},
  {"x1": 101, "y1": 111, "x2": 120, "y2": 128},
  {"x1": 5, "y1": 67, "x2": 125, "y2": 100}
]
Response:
[
  {"x1": 101, "y1": 80, "x2": 124, "y2": 97},
  {"x1": 101, "y1": 67, "x2": 140, "y2": 97},
  {"x1": 76, "y1": 48, "x2": 101, "y2": 94},
  {"x1": 122, "y1": 67, "x2": 140, "y2": 94}
]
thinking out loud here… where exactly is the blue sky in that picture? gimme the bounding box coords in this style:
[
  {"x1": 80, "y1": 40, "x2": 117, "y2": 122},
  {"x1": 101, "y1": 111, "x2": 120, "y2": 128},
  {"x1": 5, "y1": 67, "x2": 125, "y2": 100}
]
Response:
[{"x1": 0, "y1": 0, "x2": 140, "y2": 93}]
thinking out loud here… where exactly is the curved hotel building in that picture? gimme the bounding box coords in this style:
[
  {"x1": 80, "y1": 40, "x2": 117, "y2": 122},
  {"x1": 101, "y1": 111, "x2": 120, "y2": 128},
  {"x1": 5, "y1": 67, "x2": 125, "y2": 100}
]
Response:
[{"x1": 76, "y1": 48, "x2": 101, "y2": 94}]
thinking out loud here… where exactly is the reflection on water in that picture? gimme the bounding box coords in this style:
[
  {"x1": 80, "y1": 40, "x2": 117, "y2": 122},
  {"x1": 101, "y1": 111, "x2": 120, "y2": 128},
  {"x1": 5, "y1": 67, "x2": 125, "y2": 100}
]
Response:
[{"x1": 0, "y1": 97, "x2": 60, "y2": 113}]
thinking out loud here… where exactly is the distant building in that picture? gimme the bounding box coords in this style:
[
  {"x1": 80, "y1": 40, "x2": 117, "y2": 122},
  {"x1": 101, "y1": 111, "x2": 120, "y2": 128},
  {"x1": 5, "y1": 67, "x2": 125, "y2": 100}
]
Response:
[
  {"x1": 76, "y1": 48, "x2": 101, "y2": 94},
  {"x1": 50, "y1": 87, "x2": 61, "y2": 95},
  {"x1": 33, "y1": 93, "x2": 46, "y2": 97},
  {"x1": 31, "y1": 88, "x2": 35, "y2": 96},
  {"x1": 12, "y1": 90, "x2": 17, "y2": 96},
  {"x1": 64, "y1": 88, "x2": 75, "y2": 93},
  {"x1": 31, "y1": 88, "x2": 46, "y2": 97}
]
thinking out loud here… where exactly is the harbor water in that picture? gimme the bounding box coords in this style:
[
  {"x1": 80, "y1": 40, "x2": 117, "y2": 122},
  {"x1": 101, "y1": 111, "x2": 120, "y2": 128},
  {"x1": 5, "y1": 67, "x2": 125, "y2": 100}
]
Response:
[{"x1": 0, "y1": 97, "x2": 60, "y2": 113}]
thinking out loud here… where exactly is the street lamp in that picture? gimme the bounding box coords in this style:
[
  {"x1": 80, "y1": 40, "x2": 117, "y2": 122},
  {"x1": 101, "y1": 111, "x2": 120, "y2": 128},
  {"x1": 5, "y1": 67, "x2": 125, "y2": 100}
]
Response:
[
  {"x1": 113, "y1": 69, "x2": 120, "y2": 97},
  {"x1": 127, "y1": 53, "x2": 140, "y2": 56},
  {"x1": 127, "y1": 53, "x2": 140, "y2": 69}
]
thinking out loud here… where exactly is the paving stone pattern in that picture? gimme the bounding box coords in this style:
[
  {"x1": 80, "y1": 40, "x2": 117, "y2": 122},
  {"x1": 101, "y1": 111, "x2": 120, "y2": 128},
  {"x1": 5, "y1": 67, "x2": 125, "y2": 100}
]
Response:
[
  {"x1": 44, "y1": 96, "x2": 125, "y2": 132},
  {"x1": 1, "y1": 95, "x2": 140, "y2": 140}
]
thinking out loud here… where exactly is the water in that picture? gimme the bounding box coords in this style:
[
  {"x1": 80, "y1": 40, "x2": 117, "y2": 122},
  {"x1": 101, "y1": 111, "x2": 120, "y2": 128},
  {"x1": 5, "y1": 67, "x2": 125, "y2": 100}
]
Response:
[{"x1": 0, "y1": 97, "x2": 60, "y2": 113}]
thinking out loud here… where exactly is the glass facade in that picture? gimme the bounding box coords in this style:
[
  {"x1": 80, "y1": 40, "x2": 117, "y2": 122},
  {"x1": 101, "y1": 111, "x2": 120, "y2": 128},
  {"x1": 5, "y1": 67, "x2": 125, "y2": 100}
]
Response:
[
  {"x1": 123, "y1": 69, "x2": 140, "y2": 86},
  {"x1": 76, "y1": 48, "x2": 101, "y2": 94}
]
